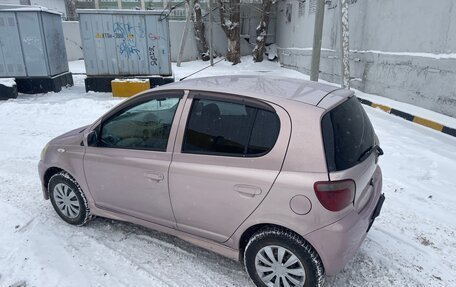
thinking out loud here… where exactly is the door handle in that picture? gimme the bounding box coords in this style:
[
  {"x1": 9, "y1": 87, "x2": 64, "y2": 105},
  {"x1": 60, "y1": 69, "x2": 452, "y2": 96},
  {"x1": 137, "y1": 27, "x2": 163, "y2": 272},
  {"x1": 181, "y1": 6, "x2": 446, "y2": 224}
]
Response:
[
  {"x1": 234, "y1": 184, "x2": 262, "y2": 197},
  {"x1": 145, "y1": 172, "x2": 165, "y2": 182}
]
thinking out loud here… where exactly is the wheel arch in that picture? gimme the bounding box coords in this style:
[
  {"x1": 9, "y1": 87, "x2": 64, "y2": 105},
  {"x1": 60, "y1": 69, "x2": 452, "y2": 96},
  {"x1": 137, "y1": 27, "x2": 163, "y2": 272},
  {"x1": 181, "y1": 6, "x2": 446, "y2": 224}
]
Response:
[
  {"x1": 46, "y1": 167, "x2": 93, "y2": 226},
  {"x1": 43, "y1": 167, "x2": 73, "y2": 197},
  {"x1": 241, "y1": 224, "x2": 326, "y2": 287},
  {"x1": 238, "y1": 223, "x2": 321, "y2": 266}
]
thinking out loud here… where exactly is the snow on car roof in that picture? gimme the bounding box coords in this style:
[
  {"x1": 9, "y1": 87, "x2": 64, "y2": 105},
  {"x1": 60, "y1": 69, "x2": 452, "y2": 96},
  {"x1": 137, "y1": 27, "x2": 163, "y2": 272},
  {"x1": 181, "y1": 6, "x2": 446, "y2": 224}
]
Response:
[{"x1": 154, "y1": 75, "x2": 343, "y2": 106}]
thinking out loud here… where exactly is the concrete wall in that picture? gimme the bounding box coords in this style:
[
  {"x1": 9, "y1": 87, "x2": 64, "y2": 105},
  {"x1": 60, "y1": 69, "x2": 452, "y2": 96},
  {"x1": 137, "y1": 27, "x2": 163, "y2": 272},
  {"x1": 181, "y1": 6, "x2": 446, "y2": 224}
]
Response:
[
  {"x1": 169, "y1": 20, "x2": 253, "y2": 62},
  {"x1": 276, "y1": 0, "x2": 456, "y2": 117},
  {"x1": 169, "y1": 4, "x2": 277, "y2": 62},
  {"x1": 62, "y1": 21, "x2": 84, "y2": 61}
]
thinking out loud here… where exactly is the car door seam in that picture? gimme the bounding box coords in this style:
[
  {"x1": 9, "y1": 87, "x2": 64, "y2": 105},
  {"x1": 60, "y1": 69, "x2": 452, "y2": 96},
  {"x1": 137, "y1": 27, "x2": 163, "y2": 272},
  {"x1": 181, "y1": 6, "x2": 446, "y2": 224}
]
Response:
[
  {"x1": 223, "y1": 102, "x2": 294, "y2": 244},
  {"x1": 166, "y1": 89, "x2": 189, "y2": 228}
]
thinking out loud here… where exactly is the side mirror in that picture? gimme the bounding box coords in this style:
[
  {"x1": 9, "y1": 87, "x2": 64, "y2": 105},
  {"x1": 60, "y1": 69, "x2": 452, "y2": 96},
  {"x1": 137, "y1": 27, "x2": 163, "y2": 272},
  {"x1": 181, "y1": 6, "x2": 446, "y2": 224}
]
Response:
[{"x1": 87, "y1": 131, "x2": 98, "y2": 147}]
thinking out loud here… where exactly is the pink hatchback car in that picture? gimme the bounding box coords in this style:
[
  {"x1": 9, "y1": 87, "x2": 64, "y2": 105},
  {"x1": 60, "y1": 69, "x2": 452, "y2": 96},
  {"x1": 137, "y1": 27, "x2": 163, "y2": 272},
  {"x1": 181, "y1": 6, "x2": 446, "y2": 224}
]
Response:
[{"x1": 38, "y1": 76, "x2": 384, "y2": 287}]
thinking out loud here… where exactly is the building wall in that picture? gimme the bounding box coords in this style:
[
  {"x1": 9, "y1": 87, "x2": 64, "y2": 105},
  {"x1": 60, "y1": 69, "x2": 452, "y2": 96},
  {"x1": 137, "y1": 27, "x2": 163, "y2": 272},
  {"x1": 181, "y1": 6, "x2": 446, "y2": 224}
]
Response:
[
  {"x1": 0, "y1": 0, "x2": 29, "y2": 5},
  {"x1": 1, "y1": 0, "x2": 66, "y2": 16},
  {"x1": 275, "y1": 0, "x2": 456, "y2": 117},
  {"x1": 30, "y1": 0, "x2": 66, "y2": 16}
]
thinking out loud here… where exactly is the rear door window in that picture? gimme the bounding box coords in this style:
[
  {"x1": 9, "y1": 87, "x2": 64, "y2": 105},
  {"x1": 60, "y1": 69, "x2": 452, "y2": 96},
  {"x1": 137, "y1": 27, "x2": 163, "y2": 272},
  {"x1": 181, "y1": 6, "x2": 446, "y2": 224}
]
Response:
[
  {"x1": 182, "y1": 98, "x2": 280, "y2": 157},
  {"x1": 247, "y1": 109, "x2": 281, "y2": 155},
  {"x1": 322, "y1": 96, "x2": 375, "y2": 171}
]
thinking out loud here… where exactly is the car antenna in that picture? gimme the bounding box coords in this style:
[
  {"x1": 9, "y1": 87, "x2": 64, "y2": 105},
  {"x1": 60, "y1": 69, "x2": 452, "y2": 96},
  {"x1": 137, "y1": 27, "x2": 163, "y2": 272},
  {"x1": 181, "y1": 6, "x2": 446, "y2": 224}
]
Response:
[{"x1": 179, "y1": 57, "x2": 225, "y2": 81}]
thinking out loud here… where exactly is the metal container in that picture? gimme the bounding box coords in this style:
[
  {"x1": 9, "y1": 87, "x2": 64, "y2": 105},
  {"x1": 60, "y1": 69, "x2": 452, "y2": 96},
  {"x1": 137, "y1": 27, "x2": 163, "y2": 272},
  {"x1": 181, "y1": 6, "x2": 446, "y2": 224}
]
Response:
[
  {"x1": 0, "y1": 5, "x2": 69, "y2": 78},
  {"x1": 78, "y1": 9, "x2": 172, "y2": 77}
]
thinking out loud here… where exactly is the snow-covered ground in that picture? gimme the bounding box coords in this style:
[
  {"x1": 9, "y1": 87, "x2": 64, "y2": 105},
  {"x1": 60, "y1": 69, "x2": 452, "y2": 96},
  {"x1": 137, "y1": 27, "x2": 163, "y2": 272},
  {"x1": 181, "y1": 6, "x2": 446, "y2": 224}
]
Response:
[{"x1": 1, "y1": 57, "x2": 455, "y2": 287}]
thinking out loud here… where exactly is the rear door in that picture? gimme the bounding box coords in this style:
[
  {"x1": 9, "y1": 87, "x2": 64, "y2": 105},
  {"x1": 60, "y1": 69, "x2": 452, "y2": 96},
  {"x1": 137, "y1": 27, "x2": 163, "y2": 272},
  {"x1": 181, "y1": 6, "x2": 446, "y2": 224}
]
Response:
[{"x1": 169, "y1": 92, "x2": 291, "y2": 242}]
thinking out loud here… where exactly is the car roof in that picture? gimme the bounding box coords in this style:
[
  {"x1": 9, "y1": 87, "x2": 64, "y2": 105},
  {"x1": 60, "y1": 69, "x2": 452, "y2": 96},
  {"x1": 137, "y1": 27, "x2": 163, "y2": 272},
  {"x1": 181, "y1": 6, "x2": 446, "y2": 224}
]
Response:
[{"x1": 153, "y1": 75, "x2": 346, "y2": 107}]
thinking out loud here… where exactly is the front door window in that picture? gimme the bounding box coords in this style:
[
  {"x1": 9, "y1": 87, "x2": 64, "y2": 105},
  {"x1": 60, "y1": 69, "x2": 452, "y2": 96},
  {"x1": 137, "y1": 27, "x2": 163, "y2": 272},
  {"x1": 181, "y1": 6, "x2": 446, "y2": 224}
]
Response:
[{"x1": 100, "y1": 97, "x2": 180, "y2": 151}]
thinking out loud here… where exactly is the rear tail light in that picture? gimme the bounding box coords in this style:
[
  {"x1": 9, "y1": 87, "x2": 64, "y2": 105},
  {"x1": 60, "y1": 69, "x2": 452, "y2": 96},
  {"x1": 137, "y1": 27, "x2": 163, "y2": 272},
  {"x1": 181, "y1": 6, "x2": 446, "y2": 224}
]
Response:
[{"x1": 314, "y1": 179, "x2": 356, "y2": 212}]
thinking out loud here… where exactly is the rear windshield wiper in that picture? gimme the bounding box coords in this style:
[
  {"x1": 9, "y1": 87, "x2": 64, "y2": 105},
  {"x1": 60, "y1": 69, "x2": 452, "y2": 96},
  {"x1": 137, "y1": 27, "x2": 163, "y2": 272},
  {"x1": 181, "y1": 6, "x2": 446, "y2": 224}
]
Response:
[{"x1": 358, "y1": 145, "x2": 384, "y2": 162}]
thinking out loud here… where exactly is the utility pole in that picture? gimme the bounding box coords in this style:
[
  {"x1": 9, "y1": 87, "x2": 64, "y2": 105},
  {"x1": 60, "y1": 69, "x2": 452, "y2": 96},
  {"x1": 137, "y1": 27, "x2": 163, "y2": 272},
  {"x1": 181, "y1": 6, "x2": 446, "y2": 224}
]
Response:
[
  {"x1": 177, "y1": 0, "x2": 193, "y2": 67},
  {"x1": 117, "y1": 0, "x2": 122, "y2": 9},
  {"x1": 310, "y1": 0, "x2": 325, "y2": 82},
  {"x1": 340, "y1": 0, "x2": 350, "y2": 88},
  {"x1": 140, "y1": 0, "x2": 146, "y2": 10},
  {"x1": 94, "y1": 0, "x2": 100, "y2": 9},
  {"x1": 208, "y1": 0, "x2": 213, "y2": 65}
]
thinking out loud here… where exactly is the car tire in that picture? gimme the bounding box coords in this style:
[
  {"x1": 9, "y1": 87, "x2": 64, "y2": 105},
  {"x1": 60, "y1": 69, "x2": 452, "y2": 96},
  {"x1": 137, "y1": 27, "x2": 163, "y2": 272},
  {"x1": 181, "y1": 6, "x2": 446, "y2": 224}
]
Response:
[
  {"x1": 244, "y1": 227, "x2": 325, "y2": 287},
  {"x1": 48, "y1": 171, "x2": 92, "y2": 226}
]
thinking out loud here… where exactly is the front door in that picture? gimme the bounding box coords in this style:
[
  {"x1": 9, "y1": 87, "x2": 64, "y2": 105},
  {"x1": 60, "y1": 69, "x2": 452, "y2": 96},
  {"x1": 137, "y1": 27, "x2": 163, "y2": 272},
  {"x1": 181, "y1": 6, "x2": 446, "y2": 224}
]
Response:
[
  {"x1": 169, "y1": 93, "x2": 291, "y2": 242},
  {"x1": 83, "y1": 93, "x2": 183, "y2": 228}
]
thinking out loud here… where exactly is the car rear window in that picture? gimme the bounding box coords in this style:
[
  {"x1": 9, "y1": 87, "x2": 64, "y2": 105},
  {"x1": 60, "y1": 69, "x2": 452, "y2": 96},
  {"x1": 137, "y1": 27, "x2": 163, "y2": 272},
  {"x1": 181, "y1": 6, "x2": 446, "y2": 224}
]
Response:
[{"x1": 321, "y1": 96, "x2": 375, "y2": 172}]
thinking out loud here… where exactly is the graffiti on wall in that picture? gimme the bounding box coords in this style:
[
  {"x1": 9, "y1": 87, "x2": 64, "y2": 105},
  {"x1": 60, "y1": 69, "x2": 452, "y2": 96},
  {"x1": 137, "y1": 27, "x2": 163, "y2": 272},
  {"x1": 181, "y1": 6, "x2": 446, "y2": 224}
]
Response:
[
  {"x1": 113, "y1": 22, "x2": 145, "y2": 59},
  {"x1": 149, "y1": 46, "x2": 158, "y2": 66},
  {"x1": 149, "y1": 33, "x2": 161, "y2": 41},
  {"x1": 94, "y1": 22, "x2": 146, "y2": 60}
]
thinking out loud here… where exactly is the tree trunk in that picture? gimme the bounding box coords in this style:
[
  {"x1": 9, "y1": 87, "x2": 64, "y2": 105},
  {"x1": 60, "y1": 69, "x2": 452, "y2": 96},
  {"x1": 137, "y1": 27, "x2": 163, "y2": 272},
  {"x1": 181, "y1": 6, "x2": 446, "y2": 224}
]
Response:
[
  {"x1": 340, "y1": 0, "x2": 350, "y2": 88},
  {"x1": 219, "y1": 0, "x2": 241, "y2": 64},
  {"x1": 252, "y1": 0, "x2": 272, "y2": 62},
  {"x1": 227, "y1": 37, "x2": 240, "y2": 63},
  {"x1": 193, "y1": 0, "x2": 210, "y2": 61},
  {"x1": 65, "y1": 0, "x2": 77, "y2": 21}
]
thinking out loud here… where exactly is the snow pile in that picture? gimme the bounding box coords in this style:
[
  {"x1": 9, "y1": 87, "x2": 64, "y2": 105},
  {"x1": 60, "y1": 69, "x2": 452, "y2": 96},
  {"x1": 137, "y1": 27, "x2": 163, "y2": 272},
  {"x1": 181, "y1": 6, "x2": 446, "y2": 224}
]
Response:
[
  {"x1": 0, "y1": 58, "x2": 455, "y2": 287},
  {"x1": 68, "y1": 60, "x2": 86, "y2": 74},
  {"x1": 265, "y1": 44, "x2": 278, "y2": 60},
  {"x1": 0, "y1": 78, "x2": 16, "y2": 87}
]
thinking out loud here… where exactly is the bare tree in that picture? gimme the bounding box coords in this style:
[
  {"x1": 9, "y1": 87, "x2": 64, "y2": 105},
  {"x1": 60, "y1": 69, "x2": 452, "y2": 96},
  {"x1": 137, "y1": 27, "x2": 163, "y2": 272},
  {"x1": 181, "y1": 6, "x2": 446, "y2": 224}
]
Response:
[
  {"x1": 193, "y1": 0, "x2": 210, "y2": 61},
  {"x1": 219, "y1": 0, "x2": 241, "y2": 64},
  {"x1": 65, "y1": 0, "x2": 77, "y2": 21},
  {"x1": 252, "y1": 0, "x2": 273, "y2": 62}
]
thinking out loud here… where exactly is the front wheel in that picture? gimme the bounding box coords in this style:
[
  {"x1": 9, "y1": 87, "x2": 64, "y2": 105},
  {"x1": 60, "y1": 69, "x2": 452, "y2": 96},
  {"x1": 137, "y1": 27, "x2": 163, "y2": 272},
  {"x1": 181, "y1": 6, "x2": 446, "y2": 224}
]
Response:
[
  {"x1": 48, "y1": 171, "x2": 92, "y2": 226},
  {"x1": 244, "y1": 227, "x2": 325, "y2": 287}
]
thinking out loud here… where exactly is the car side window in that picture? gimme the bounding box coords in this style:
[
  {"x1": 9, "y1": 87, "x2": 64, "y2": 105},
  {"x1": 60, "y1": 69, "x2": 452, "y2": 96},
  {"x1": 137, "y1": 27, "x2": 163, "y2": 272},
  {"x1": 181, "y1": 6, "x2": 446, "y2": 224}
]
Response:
[
  {"x1": 100, "y1": 97, "x2": 179, "y2": 151},
  {"x1": 182, "y1": 98, "x2": 280, "y2": 157},
  {"x1": 247, "y1": 109, "x2": 280, "y2": 155}
]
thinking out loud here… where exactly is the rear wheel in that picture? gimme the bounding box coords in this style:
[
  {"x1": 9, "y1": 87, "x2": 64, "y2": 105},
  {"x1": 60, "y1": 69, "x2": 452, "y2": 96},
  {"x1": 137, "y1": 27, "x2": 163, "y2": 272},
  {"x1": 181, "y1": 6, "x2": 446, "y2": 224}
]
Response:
[
  {"x1": 48, "y1": 172, "x2": 92, "y2": 226},
  {"x1": 244, "y1": 227, "x2": 325, "y2": 287}
]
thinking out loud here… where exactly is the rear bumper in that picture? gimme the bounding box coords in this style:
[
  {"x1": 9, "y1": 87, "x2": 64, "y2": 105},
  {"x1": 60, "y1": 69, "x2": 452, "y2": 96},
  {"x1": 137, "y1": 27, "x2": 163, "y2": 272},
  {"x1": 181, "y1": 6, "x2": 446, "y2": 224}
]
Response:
[{"x1": 305, "y1": 166, "x2": 383, "y2": 276}]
